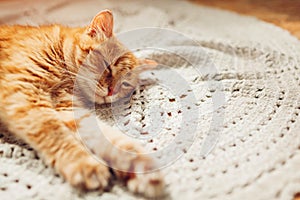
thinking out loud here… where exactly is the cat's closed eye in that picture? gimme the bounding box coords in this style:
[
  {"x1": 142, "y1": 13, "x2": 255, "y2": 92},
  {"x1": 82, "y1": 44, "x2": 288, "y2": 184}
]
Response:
[
  {"x1": 104, "y1": 61, "x2": 109, "y2": 67},
  {"x1": 121, "y1": 81, "x2": 133, "y2": 88}
]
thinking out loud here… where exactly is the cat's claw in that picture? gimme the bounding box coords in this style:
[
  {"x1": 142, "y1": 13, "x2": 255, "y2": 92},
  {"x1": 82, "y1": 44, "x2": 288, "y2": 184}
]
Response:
[{"x1": 62, "y1": 156, "x2": 110, "y2": 190}]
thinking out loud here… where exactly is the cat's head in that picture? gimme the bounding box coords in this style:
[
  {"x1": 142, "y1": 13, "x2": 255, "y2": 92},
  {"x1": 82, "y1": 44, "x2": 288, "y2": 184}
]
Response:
[{"x1": 74, "y1": 10, "x2": 157, "y2": 104}]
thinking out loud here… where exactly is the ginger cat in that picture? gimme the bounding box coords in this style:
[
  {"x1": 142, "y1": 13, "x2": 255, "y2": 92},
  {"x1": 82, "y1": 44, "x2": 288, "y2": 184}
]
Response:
[{"x1": 0, "y1": 10, "x2": 164, "y2": 197}]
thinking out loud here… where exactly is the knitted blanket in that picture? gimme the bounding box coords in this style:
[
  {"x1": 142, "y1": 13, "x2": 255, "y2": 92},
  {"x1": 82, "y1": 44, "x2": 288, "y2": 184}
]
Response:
[{"x1": 1, "y1": 0, "x2": 300, "y2": 199}]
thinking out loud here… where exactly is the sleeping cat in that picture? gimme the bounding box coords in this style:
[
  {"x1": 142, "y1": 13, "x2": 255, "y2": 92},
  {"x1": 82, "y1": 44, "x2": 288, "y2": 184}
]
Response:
[{"x1": 0, "y1": 10, "x2": 164, "y2": 197}]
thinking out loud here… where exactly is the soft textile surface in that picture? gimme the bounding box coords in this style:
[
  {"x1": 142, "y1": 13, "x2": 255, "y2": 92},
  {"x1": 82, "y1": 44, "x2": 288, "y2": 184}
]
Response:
[{"x1": 1, "y1": 0, "x2": 300, "y2": 200}]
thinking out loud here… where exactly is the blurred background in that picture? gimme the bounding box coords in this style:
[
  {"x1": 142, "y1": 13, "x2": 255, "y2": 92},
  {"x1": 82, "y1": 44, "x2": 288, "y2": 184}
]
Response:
[{"x1": 192, "y1": 0, "x2": 300, "y2": 39}]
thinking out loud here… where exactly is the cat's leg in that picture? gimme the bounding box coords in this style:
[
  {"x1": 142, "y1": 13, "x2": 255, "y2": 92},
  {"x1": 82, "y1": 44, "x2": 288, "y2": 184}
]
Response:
[
  {"x1": 98, "y1": 121, "x2": 165, "y2": 198},
  {"x1": 71, "y1": 109, "x2": 165, "y2": 198},
  {"x1": 0, "y1": 91, "x2": 110, "y2": 190}
]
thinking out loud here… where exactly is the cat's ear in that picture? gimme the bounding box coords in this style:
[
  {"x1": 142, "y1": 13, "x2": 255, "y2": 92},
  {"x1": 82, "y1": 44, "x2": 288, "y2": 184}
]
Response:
[
  {"x1": 88, "y1": 10, "x2": 114, "y2": 38},
  {"x1": 134, "y1": 59, "x2": 158, "y2": 73}
]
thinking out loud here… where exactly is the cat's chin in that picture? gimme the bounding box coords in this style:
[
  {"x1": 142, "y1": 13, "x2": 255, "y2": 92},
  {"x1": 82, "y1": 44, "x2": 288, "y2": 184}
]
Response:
[
  {"x1": 96, "y1": 95, "x2": 115, "y2": 104},
  {"x1": 94, "y1": 95, "x2": 131, "y2": 107}
]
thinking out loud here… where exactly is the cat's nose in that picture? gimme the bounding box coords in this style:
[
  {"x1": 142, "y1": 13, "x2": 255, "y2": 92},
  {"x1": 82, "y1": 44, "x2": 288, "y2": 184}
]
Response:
[{"x1": 107, "y1": 86, "x2": 113, "y2": 96}]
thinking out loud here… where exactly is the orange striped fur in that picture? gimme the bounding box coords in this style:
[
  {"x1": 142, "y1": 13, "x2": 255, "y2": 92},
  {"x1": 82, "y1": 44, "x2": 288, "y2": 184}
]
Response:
[{"x1": 0, "y1": 10, "x2": 163, "y2": 197}]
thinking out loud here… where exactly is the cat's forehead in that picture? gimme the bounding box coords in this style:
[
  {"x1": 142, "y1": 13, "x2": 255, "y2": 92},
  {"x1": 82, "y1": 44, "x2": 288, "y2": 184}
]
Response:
[{"x1": 94, "y1": 37, "x2": 129, "y2": 64}]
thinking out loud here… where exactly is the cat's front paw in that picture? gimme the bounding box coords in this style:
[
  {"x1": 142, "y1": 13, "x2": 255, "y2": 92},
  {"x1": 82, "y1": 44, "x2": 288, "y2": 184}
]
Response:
[
  {"x1": 111, "y1": 142, "x2": 165, "y2": 198},
  {"x1": 127, "y1": 170, "x2": 165, "y2": 198},
  {"x1": 62, "y1": 156, "x2": 110, "y2": 190}
]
